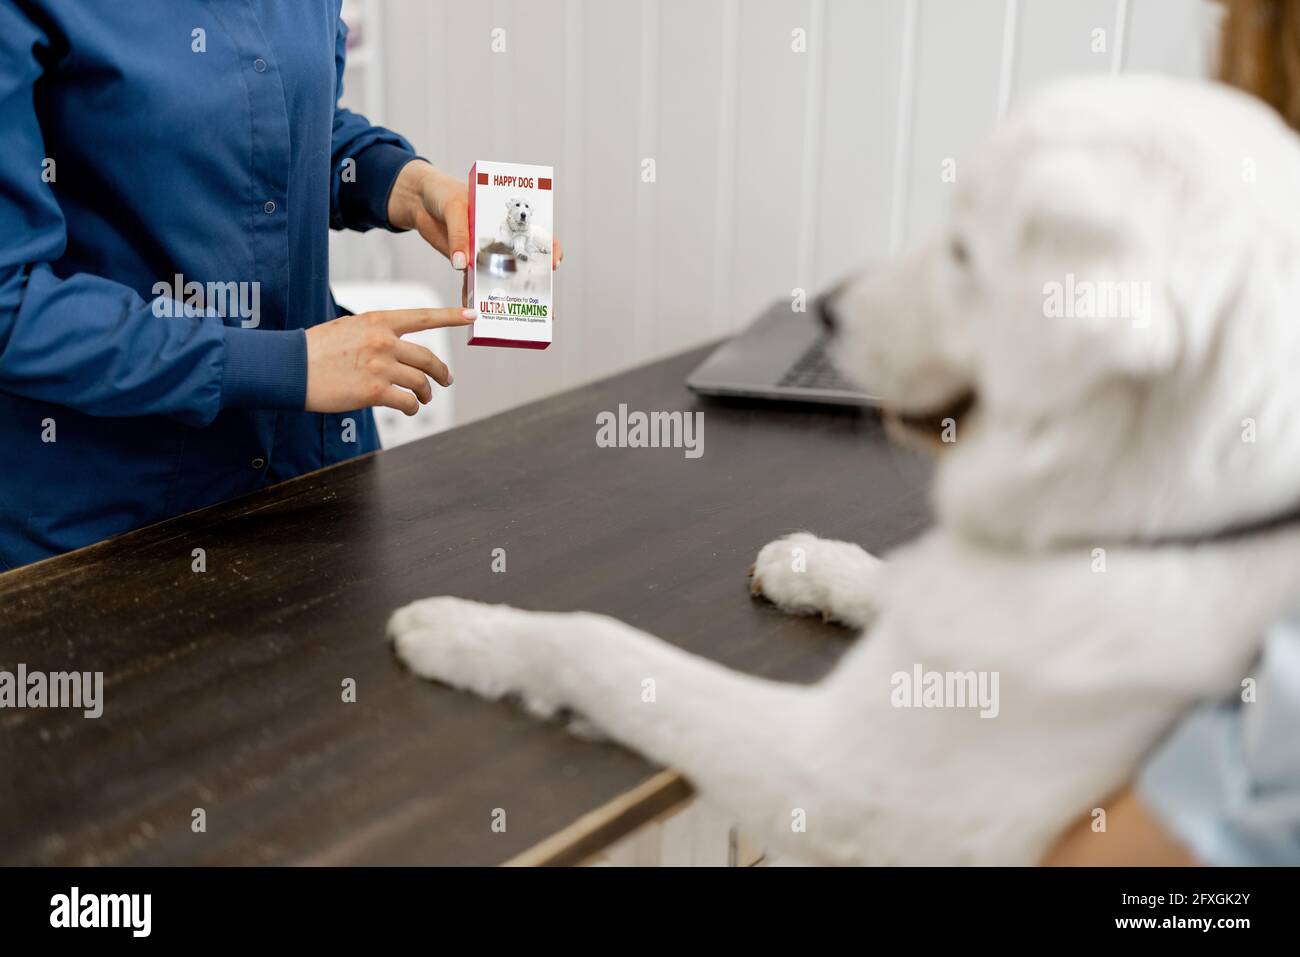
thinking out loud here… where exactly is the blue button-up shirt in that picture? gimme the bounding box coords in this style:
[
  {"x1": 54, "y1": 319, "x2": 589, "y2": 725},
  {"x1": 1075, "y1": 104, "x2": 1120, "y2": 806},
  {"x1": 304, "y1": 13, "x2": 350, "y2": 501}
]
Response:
[{"x1": 0, "y1": 0, "x2": 419, "y2": 569}]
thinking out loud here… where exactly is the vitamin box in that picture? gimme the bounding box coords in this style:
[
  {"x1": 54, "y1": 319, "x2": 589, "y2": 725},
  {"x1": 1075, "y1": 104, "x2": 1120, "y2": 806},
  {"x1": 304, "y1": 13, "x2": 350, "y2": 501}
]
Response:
[{"x1": 467, "y1": 160, "x2": 554, "y2": 349}]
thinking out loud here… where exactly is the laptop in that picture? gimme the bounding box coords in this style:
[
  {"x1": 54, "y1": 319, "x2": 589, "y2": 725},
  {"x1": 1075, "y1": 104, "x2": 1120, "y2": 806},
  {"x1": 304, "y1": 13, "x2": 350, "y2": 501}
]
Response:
[{"x1": 685, "y1": 299, "x2": 878, "y2": 406}]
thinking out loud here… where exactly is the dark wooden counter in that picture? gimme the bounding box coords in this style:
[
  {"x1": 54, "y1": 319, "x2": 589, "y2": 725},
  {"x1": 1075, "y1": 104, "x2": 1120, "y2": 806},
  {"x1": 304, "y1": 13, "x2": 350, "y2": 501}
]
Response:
[{"x1": 0, "y1": 345, "x2": 930, "y2": 865}]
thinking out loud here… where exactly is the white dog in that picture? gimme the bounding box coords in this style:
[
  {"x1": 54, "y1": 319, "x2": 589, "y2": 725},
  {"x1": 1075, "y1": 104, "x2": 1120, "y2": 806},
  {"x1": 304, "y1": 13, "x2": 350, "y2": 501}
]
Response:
[
  {"x1": 497, "y1": 196, "x2": 550, "y2": 260},
  {"x1": 390, "y1": 75, "x2": 1300, "y2": 864}
]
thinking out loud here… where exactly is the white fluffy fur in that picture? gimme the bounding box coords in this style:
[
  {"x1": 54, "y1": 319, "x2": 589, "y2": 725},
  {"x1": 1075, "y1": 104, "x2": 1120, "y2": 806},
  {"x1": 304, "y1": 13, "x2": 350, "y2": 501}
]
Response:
[
  {"x1": 498, "y1": 196, "x2": 550, "y2": 259},
  {"x1": 390, "y1": 76, "x2": 1300, "y2": 864}
]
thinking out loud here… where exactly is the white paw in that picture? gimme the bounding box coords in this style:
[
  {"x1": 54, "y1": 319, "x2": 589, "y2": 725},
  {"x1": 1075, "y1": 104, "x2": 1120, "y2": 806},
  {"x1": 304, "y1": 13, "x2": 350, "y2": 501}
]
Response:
[
  {"x1": 388, "y1": 596, "x2": 559, "y2": 717},
  {"x1": 749, "y1": 532, "x2": 881, "y2": 629}
]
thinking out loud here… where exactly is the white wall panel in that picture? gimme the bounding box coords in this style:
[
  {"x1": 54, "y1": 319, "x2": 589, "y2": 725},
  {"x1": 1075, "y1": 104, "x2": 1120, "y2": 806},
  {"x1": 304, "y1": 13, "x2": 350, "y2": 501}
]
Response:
[
  {"x1": 729, "y1": 0, "x2": 817, "y2": 328},
  {"x1": 571, "y1": 0, "x2": 649, "y2": 385},
  {"x1": 1125, "y1": 0, "x2": 1220, "y2": 77},
  {"x1": 903, "y1": 0, "x2": 1004, "y2": 246},
  {"x1": 654, "y1": 1, "x2": 737, "y2": 352},
  {"x1": 813, "y1": 0, "x2": 908, "y2": 282},
  {"x1": 1011, "y1": 0, "x2": 1118, "y2": 108}
]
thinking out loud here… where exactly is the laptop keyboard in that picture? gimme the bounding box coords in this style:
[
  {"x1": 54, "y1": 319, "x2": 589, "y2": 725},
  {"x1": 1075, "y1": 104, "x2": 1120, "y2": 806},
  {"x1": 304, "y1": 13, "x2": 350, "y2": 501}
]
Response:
[{"x1": 776, "y1": 338, "x2": 856, "y2": 392}]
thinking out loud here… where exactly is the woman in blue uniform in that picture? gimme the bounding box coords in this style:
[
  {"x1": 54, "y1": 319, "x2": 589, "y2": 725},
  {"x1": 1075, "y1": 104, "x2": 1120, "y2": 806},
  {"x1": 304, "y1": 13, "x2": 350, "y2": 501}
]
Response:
[{"x1": 0, "y1": 1, "x2": 558, "y2": 569}]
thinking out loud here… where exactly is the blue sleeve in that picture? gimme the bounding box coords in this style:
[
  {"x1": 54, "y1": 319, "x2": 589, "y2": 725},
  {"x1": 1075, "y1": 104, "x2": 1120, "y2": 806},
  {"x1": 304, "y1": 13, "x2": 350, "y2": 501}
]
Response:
[
  {"x1": 1138, "y1": 614, "x2": 1300, "y2": 866},
  {"x1": 0, "y1": 3, "x2": 306, "y2": 427},
  {"x1": 330, "y1": 16, "x2": 422, "y2": 232}
]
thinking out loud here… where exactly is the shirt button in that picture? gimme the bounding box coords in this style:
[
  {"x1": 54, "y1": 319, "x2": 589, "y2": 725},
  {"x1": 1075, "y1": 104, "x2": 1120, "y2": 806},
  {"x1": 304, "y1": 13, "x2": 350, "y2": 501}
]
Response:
[
  {"x1": 253, "y1": 58, "x2": 268, "y2": 73},
  {"x1": 251, "y1": 457, "x2": 266, "y2": 470},
  {"x1": 263, "y1": 200, "x2": 276, "y2": 214}
]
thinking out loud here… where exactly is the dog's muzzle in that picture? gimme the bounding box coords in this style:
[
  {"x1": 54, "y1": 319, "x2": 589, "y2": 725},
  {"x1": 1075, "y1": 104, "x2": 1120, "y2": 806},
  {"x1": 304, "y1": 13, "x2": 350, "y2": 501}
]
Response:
[{"x1": 884, "y1": 389, "x2": 977, "y2": 455}]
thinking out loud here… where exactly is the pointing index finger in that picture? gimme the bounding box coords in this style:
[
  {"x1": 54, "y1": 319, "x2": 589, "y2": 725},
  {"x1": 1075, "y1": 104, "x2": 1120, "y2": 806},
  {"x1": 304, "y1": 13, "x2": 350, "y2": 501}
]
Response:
[{"x1": 383, "y1": 307, "x2": 478, "y2": 335}]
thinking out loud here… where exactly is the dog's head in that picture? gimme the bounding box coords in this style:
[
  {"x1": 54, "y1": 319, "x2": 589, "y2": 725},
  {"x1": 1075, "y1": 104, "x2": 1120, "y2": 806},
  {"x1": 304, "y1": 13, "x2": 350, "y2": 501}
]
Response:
[
  {"x1": 825, "y1": 75, "x2": 1300, "y2": 548},
  {"x1": 505, "y1": 197, "x2": 532, "y2": 231}
]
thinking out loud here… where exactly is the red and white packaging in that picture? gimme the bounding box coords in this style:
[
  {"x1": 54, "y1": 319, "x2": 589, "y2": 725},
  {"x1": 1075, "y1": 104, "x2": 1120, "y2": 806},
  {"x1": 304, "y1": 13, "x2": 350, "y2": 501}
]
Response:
[{"x1": 467, "y1": 160, "x2": 554, "y2": 349}]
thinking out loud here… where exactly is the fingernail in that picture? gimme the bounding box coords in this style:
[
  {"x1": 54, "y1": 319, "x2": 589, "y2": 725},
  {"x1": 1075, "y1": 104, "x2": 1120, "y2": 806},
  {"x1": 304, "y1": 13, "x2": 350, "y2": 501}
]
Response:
[
  {"x1": 447, "y1": 372, "x2": 454, "y2": 385},
  {"x1": 452, "y1": 251, "x2": 467, "y2": 270},
  {"x1": 462, "y1": 308, "x2": 478, "y2": 320}
]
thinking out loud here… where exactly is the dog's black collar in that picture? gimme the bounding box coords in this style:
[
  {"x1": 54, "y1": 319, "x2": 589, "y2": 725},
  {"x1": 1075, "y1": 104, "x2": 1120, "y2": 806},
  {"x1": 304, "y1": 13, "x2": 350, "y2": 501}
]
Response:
[{"x1": 1139, "y1": 500, "x2": 1300, "y2": 548}]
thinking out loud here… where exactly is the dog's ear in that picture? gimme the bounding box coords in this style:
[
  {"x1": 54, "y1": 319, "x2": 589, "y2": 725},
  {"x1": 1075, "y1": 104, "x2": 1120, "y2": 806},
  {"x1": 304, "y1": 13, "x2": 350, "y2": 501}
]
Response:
[{"x1": 995, "y1": 146, "x2": 1181, "y2": 403}]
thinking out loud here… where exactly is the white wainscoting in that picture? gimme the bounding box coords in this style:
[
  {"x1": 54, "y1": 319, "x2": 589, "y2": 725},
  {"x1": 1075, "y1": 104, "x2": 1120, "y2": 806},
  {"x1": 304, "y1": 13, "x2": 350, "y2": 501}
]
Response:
[
  {"x1": 331, "y1": 0, "x2": 1219, "y2": 426},
  {"x1": 327, "y1": 0, "x2": 1223, "y2": 865}
]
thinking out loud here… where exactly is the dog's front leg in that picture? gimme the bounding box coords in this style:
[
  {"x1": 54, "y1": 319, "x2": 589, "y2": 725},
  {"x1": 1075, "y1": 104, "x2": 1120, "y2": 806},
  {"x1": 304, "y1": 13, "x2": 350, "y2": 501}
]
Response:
[
  {"x1": 750, "y1": 532, "x2": 884, "y2": 628},
  {"x1": 389, "y1": 596, "x2": 854, "y2": 863}
]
